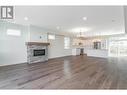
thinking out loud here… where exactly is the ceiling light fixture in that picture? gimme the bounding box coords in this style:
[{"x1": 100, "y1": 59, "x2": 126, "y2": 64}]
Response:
[
  {"x1": 83, "y1": 17, "x2": 87, "y2": 21},
  {"x1": 56, "y1": 26, "x2": 60, "y2": 30},
  {"x1": 24, "y1": 17, "x2": 28, "y2": 21}
]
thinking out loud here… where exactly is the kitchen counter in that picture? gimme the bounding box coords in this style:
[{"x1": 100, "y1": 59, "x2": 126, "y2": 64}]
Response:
[
  {"x1": 72, "y1": 48, "x2": 81, "y2": 56},
  {"x1": 72, "y1": 46, "x2": 84, "y2": 56},
  {"x1": 72, "y1": 46, "x2": 108, "y2": 58},
  {"x1": 86, "y1": 49, "x2": 108, "y2": 58}
]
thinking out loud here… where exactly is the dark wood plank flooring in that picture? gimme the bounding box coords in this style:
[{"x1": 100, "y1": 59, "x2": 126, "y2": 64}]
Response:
[{"x1": 0, "y1": 55, "x2": 127, "y2": 89}]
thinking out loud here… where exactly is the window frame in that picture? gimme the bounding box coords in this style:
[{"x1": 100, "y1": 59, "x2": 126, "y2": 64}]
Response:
[
  {"x1": 64, "y1": 37, "x2": 70, "y2": 49},
  {"x1": 48, "y1": 34, "x2": 55, "y2": 40},
  {"x1": 6, "y1": 29, "x2": 21, "y2": 36}
]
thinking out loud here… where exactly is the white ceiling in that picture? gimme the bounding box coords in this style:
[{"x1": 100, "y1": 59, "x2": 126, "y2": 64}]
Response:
[{"x1": 14, "y1": 6, "x2": 125, "y2": 37}]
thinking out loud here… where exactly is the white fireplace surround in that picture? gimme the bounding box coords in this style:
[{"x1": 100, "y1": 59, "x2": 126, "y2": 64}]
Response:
[{"x1": 26, "y1": 42, "x2": 50, "y2": 64}]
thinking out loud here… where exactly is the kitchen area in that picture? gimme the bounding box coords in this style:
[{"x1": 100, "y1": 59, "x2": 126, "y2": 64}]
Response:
[{"x1": 72, "y1": 38, "x2": 109, "y2": 58}]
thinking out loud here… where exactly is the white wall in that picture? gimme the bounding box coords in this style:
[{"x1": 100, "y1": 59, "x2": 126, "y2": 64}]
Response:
[
  {"x1": 0, "y1": 21, "x2": 28, "y2": 66},
  {"x1": 29, "y1": 25, "x2": 73, "y2": 59},
  {"x1": 29, "y1": 25, "x2": 48, "y2": 42},
  {"x1": 48, "y1": 35, "x2": 72, "y2": 58},
  {"x1": 0, "y1": 21, "x2": 73, "y2": 66},
  {"x1": 87, "y1": 49, "x2": 108, "y2": 58}
]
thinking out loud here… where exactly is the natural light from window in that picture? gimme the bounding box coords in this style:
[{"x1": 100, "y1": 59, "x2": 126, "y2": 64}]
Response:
[
  {"x1": 64, "y1": 37, "x2": 70, "y2": 49},
  {"x1": 48, "y1": 34, "x2": 55, "y2": 40},
  {"x1": 7, "y1": 29, "x2": 21, "y2": 36}
]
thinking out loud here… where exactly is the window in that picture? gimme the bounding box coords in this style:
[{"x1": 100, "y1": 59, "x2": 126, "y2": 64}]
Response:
[
  {"x1": 64, "y1": 37, "x2": 70, "y2": 49},
  {"x1": 48, "y1": 34, "x2": 55, "y2": 40},
  {"x1": 7, "y1": 29, "x2": 21, "y2": 36}
]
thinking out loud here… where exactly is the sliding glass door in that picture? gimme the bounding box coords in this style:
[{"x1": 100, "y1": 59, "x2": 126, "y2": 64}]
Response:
[{"x1": 109, "y1": 40, "x2": 127, "y2": 57}]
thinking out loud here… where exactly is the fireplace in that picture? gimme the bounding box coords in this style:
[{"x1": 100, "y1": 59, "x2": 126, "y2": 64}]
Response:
[
  {"x1": 26, "y1": 42, "x2": 50, "y2": 64},
  {"x1": 33, "y1": 49, "x2": 45, "y2": 56}
]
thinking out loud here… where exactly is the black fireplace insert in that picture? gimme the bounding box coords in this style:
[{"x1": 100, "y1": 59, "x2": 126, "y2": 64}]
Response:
[{"x1": 33, "y1": 49, "x2": 45, "y2": 56}]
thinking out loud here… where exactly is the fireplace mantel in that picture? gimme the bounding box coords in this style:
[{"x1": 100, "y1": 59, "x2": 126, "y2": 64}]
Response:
[{"x1": 26, "y1": 42, "x2": 50, "y2": 46}]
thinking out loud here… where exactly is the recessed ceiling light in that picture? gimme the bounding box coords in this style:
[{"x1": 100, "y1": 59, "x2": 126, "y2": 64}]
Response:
[
  {"x1": 83, "y1": 17, "x2": 87, "y2": 21},
  {"x1": 56, "y1": 26, "x2": 60, "y2": 30},
  {"x1": 24, "y1": 17, "x2": 28, "y2": 21}
]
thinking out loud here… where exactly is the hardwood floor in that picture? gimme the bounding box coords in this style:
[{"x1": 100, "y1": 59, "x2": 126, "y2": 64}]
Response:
[{"x1": 0, "y1": 55, "x2": 127, "y2": 89}]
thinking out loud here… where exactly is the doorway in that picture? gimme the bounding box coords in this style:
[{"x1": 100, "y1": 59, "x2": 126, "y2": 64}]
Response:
[{"x1": 109, "y1": 39, "x2": 127, "y2": 57}]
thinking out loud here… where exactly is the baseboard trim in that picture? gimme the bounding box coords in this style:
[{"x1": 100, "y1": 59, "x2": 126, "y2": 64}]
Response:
[
  {"x1": 0, "y1": 62, "x2": 28, "y2": 67},
  {"x1": 0, "y1": 55, "x2": 73, "y2": 67}
]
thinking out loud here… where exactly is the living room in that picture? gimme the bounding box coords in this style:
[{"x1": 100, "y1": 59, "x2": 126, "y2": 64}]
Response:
[{"x1": 0, "y1": 6, "x2": 127, "y2": 89}]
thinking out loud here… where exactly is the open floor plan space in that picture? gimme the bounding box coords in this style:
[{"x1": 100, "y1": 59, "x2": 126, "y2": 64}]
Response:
[
  {"x1": 1, "y1": 6, "x2": 127, "y2": 90},
  {"x1": 0, "y1": 55, "x2": 127, "y2": 89}
]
